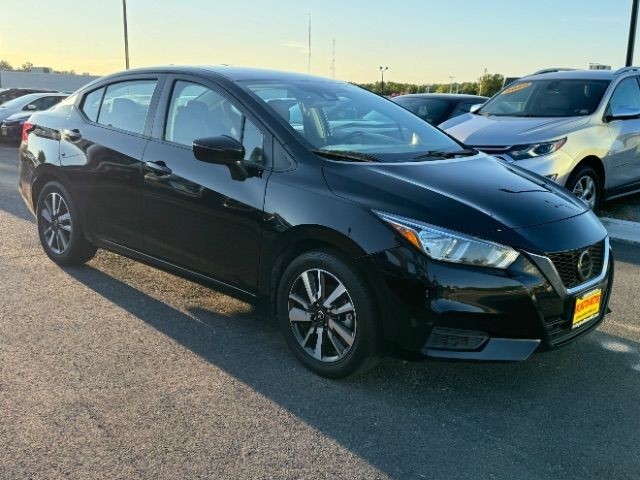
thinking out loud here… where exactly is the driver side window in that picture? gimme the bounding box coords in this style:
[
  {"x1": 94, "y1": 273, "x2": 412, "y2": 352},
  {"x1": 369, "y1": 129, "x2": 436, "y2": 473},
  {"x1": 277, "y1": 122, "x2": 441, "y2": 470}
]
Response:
[
  {"x1": 165, "y1": 80, "x2": 266, "y2": 165},
  {"x1": 608, "y1": 77, "x2": 640, "y2": 113}
]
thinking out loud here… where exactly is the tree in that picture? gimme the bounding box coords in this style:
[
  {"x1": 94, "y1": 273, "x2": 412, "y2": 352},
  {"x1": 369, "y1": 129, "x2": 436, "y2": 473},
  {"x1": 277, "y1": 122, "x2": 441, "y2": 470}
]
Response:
[
  {"x1": 20, "y1": 61, "x2": 33, "y2": 72},
  {"x1": 459, "y1": 82, "x2": 479, "y2": 95},
  {"x1": 478, "y1": 72, "x2": 504, "y2": 97},
  {"x1": 0, "y1": 60, "x2": 13, "y2": 71}
]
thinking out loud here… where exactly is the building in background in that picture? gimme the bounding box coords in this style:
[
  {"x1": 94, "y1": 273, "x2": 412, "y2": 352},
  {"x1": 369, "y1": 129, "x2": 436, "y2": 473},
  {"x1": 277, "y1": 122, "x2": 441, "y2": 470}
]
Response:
[
  {"x1": 0, "y1": 70, "x2": 99, "y2": 92},
  {"x1": 589, "y1": 63, "x2": 612, "y2": 70}
]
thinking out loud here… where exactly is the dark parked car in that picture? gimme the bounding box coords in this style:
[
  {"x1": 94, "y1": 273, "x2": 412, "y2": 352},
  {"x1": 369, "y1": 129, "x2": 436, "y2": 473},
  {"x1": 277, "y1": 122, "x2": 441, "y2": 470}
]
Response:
[
  {"x1": 0, "y1": 87, "x2": 56, "y2": 106},
  {"x1": 392, "y1": 93, "x2": 488, "y2": 126},
  {"x1": 19, "y1": 66, "x2": 613, "y2": 377},
  {"x1": 0, "y1": 111, "x2": 31, "y2": 142},
  {"x1": 1, "y1": 93, "x2": 67, "y2": 142}
]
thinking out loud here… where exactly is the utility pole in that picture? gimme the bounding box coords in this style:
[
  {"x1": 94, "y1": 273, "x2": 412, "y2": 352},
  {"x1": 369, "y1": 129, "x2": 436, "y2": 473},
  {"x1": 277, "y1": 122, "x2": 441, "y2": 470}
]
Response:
[
  {"x1": 449, "y1": 76, "x2": 454, "y2": 93},
  {"x1": 122, "y1": 0, "x2": 130, "y2": 69},
  {"x1": 379, "y1": 66, "x2": 388, "y2": 95},
  {"x1": 330, "y1": 38, "x2": 336, "y2": 78},
  {"x1": 308, "y1": 13, "x2": 311, "y2": 73},
  {"x1": 627, "y1": 0, "x2": 639, "y2": 66}
]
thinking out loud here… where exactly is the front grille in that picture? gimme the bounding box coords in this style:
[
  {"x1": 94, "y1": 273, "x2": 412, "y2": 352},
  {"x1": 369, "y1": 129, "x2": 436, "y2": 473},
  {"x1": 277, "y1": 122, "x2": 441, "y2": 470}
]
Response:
[{"x1": 547, "y1": 241, "x2": 604, "y2": 289}]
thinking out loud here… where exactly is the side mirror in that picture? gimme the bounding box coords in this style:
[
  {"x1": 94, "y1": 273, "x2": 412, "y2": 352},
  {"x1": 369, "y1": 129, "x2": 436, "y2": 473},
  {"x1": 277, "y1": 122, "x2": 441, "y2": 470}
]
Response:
[
  {"x1": 193, "y1": 135, "x2": 248, "y2": 181},
  {"x1": 25, "y1": 104, "x2": 37, "y2": 111},
  {"x1": 469, "y1": 104, "x2": 484, "y2": 114},
  {"x1": 606, "y1": 105, "x2": 640, "y2": 121}
]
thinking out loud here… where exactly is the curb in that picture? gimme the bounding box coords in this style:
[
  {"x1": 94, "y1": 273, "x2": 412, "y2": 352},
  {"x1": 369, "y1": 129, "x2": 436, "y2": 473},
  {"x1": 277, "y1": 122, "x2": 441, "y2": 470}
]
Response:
[{"x1": 600, "y1": 217, "x2": 640, "y2": 245}]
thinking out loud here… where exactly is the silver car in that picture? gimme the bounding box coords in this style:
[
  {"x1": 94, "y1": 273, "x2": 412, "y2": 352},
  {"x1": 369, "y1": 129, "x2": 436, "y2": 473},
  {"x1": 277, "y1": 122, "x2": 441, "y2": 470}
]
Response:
[{"x1": 440, "y1": 67, "x2": 640, "y2": 208}]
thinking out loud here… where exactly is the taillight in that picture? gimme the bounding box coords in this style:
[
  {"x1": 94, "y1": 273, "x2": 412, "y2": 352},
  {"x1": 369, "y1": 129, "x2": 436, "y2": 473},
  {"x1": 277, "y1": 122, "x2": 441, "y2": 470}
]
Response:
[{"x1": 21, "y1": 121, "x2": 34, "y2": 143}]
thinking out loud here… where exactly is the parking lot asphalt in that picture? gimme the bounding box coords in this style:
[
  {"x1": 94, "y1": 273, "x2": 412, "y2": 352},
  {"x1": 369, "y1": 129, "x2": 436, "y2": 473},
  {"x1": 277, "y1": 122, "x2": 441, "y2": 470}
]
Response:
[
  {"x1": 1, "y1": 144, "x2": 640, "y2": 480},
  {"x1": 598, "y1": 192, "x2": 640, "y2": 223}
]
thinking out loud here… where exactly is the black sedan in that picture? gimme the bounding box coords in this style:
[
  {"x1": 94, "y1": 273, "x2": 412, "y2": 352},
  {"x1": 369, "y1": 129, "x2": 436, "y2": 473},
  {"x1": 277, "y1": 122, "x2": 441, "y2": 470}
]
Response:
[
  {"x1": 18, "y1": 66, "x2": 612, "y2": 377},
  {"x1": 393, "y1": 93, "x2": 488, "y2": 126},
  {"x1": 1, "y1": 111, "x2": 32, "y2": 143}
]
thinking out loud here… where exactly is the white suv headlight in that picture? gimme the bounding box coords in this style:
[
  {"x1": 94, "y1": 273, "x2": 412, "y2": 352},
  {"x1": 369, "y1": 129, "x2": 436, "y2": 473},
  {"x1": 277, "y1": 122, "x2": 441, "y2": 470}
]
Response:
[
  {"x1": 509, "y1": 138, "x2": 567, "y2": 160},
  {"x1": 375, "y1": 211, "x2": 520, "y2": 269}
]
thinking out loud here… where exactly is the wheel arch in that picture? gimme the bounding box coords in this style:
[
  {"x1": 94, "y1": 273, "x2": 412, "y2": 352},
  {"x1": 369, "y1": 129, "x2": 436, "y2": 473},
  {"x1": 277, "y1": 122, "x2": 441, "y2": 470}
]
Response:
[
  {"x1": 31, "y1": 165, "x2": 71, "y2": 211},
  {"x1": 570, "y1": 155, "x2": 605, "y2": 189}
]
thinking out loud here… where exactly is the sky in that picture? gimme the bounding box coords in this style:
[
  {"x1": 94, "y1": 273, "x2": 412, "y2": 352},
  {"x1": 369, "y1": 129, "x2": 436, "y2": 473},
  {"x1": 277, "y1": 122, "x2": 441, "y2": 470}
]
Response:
[{"x1": 0, "y1": 0, "x2": 637, "y2": 84}]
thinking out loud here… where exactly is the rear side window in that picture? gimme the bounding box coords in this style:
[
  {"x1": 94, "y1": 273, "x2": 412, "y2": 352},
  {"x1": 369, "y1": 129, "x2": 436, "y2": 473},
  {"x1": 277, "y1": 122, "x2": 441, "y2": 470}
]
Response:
[
  {"x1": 96, "y1": 80, "x2": 157, "y2": 134},
  {"x1": 29, "y1": 96, "x2": 64, "y2": 111},
  {"x1": 81, "y1": 88, "x2": 105, "y2": 122}
]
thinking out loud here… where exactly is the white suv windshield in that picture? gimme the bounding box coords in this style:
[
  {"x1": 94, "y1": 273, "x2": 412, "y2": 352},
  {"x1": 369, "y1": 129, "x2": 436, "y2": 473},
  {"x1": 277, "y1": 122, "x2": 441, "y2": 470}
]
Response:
[
  {"x1": 480, "y1": 79, "x2": 610, "y2": 118},
  {"x1": 242, "y1": 79, "x2": 463, "y2": 162}
]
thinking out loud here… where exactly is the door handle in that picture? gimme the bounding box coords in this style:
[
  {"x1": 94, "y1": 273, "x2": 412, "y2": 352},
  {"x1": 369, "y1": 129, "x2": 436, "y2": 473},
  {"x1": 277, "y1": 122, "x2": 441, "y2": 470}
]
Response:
[
  {"x1": 145, "y1": 160, "x2": 172, "y2": 175},
  {"x1": 61, "y1": 128, "x2": 82, "y2": 142}
]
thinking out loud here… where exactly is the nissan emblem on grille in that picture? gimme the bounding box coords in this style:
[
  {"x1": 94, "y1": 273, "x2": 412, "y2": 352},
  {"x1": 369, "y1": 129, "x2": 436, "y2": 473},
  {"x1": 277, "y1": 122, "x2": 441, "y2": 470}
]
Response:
[{"x1": 577, "y1": 250, "x2": 594, "y2": 281}]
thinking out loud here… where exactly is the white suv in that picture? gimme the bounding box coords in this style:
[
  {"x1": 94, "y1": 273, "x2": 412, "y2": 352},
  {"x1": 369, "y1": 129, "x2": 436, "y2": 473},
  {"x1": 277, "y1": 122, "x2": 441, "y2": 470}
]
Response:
[{"x1": 440, "y1": 67, "x2": 640, "y2": 208}]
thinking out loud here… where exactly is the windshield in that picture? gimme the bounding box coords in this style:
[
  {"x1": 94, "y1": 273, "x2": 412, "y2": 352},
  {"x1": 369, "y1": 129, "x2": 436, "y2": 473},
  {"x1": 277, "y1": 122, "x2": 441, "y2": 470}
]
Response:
[
  {"x1": 479, "y1": 79, "x2": 609, "y2": 117},
  {"x1": 393, "y1": 97, "x2": 452, "y2": 125},
  {"x1": 242, "y1": 79, "x2": 462, "y2": 162}
]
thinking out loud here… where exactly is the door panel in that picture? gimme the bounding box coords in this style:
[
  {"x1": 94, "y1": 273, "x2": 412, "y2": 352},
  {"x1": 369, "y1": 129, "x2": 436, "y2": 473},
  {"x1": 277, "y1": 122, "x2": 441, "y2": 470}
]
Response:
[
  {"x1": 61, "y1": 120, "x2": 149, "y2": 250},
  {"x1": 141, "y1": 79, "x2": 271, "y2": 292},
  {"x1": 59, "y1": 78, "x2": 160, "y2": 250},
  {"x1": 605, "y1": 77, "x2": 640, "y2": 188}
]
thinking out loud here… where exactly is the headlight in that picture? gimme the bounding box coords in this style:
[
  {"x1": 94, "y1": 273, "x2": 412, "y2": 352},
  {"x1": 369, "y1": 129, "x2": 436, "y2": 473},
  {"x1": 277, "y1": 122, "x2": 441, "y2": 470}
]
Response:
[
  {"x1": 509, "y1": 138, "x2": 566, "y2": 160},
  {"x1": 375, "y1": 211, "x2": 519, "y2": 269}
]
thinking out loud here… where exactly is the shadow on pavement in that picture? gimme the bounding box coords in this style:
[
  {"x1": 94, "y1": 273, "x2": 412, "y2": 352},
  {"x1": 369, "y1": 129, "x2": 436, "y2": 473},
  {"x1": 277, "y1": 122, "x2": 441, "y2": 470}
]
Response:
[{"x1": 63, "y1": 263, "x2": 640, "y2": 480}]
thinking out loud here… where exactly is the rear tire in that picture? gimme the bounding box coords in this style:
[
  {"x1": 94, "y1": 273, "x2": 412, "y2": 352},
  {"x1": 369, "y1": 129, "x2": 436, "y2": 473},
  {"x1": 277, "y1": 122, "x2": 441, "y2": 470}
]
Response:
[
  {"x1": 276, "y1": 250, "x2": 380, "y2": 378},
  {"x1": 566, "y1": 165, "x2": 601, "y2": 209},
  {"x1": 36, "y1": 181, "x2": 97, "y2": 265}
]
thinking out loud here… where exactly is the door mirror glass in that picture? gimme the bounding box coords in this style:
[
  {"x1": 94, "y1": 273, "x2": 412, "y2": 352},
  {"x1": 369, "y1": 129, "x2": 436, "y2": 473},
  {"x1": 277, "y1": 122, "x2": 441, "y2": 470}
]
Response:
[
  {"x1": 469, "y1": 103, "x2": 483, "y2": 114},
  {"x1": 607, "y1": 105, "x2": 640, "y2": 121},
  {"x1": 193, "y1": 135, "x2": 248, "y2": 181}
]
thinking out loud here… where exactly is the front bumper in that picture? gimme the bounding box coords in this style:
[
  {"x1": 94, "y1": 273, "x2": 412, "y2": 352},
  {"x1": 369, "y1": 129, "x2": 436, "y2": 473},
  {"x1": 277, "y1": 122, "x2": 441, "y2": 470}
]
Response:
[{"x1": 361, "y1": 237, "x2": 613, "y2": 361}]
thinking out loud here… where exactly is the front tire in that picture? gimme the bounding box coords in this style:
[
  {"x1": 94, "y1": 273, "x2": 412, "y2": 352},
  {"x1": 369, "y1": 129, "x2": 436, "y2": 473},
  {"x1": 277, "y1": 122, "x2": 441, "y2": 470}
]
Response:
[
  {"x1": 36, "y1": 181, "x2": 97, "y2": 265},
  {"x1": 276, "y1": 250, "x2": 380, "y2": 378},
  {"x1": 566, "y1": 165, "x2": 601, "y2": 209}
]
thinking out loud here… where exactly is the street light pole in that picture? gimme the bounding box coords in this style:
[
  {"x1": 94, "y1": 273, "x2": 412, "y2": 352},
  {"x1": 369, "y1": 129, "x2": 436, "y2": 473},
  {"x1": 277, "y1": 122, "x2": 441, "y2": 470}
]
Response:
[
  {"x1": 379, "y1": 66, "x2": 388, "y2": 96},
  {"x1": 122, "y1": 0, "x2": 130, "y2": 70},
  {"x1": 627, "y1": 0, "x2": 639, "y2": 66}
]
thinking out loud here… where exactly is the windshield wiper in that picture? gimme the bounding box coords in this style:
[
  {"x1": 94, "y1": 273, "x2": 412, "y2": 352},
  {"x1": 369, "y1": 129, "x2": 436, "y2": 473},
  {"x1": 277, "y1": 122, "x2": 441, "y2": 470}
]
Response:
[
  {"x1": 413, "y1": 148, "x2": 477, "y2": 160},
  {"x1": 313, "y1": 149, "x2": 382, "y2": 163}
]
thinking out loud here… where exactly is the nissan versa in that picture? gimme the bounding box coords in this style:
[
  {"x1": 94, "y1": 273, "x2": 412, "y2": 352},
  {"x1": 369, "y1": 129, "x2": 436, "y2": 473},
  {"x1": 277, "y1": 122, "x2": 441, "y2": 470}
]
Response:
[{"x1": 18, "y1": 66, "x2": 613, "y2": 378}]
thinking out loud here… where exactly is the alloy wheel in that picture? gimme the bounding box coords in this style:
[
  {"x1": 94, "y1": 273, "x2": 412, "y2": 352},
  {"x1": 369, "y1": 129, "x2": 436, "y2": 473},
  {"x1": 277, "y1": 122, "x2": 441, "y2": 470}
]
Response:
[
  {"x1": 572, "y1": 175, "x2": 597, "y2": 209},
  {"x1": 40, "y1": 192, "x2": 72, "y2": 254},
  {"x1": 288, "y1": 268, "x2": 357, "y2": 363}
]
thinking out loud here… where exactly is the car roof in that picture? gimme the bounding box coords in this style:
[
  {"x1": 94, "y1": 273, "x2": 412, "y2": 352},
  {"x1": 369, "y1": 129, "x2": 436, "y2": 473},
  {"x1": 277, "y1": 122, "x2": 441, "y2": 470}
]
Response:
[
  {"x1": 520, "y1": 69, "x2": 617, "y2": 81},
  {"x1": 102, "y1": 65, "x2": 343, "y2": 83},
  {"x1": 394, "y1": 93, "x2": 488, "y2": 101}
]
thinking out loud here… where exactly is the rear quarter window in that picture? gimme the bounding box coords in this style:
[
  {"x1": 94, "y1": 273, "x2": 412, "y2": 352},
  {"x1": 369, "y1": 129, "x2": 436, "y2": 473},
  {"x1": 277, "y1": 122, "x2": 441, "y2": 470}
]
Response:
[{"x1": 81, "y1": 87, "x2": 105, "y2": 122}]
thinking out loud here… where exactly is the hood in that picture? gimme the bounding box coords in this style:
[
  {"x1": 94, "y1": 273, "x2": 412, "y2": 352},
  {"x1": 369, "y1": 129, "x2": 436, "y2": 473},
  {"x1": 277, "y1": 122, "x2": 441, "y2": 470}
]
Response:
[
  {"x1": 0, "y1": 106, "x2": 20, "y2": 122},
  {"x1": 322, "y1": 154, "x2": 588, "y2": 239},
  {"x1": 439, "y1": 113, "x2": 589, "y2": 146}
]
